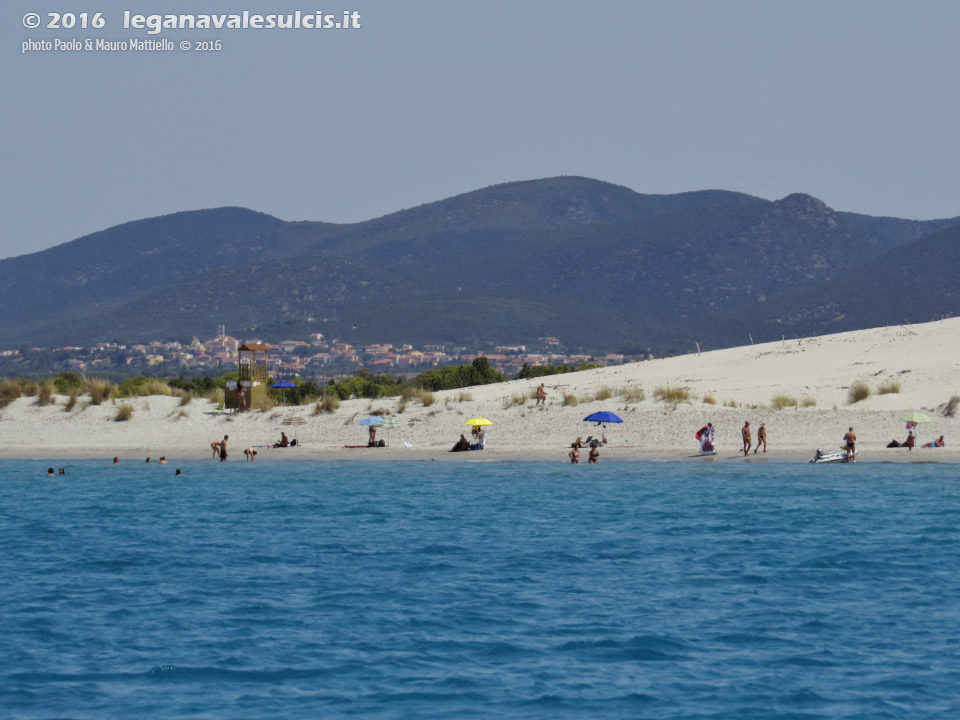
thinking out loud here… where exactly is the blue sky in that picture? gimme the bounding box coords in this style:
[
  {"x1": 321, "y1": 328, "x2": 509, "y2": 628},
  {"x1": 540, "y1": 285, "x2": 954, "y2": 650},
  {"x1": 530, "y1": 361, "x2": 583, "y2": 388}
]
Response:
[{"x1": 3, "y1": 0, "x2": 959, "y2": 258}]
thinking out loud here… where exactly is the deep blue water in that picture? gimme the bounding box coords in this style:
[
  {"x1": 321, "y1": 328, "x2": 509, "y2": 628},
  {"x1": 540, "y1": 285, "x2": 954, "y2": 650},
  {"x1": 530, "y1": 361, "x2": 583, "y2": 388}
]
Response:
[{"x1": 2, "y1": 459, "x2": 959, "y2": 719}]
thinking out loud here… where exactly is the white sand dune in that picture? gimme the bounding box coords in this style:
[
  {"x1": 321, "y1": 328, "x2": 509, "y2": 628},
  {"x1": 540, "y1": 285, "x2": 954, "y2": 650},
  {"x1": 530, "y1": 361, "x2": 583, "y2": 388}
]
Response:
[{"x1": 2, "y1": 318, "x2": 958, "y2": 463}]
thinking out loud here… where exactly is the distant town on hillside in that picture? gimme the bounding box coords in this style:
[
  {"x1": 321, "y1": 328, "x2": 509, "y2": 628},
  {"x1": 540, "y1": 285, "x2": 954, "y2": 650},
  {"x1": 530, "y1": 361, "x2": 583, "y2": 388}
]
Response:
[{"x1": 0, "y1": 326, "x2": 640, "y2": 381}]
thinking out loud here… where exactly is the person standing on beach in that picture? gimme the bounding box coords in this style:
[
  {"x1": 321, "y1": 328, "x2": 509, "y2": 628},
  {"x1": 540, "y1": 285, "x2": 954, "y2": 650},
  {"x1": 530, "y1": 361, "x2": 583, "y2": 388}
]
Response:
[
  {"x1": 368, "y1": 425, "x2": 377, "y2": 447},
  {"x1": 741, "y1": 421, "x2": 752, "y2": 456},
  {"x1": 755, "y1": 424, "x2": 767, "y2": 454},
  {"x1": 843, "y1": 427, "x2": 856, "y2": 462}
]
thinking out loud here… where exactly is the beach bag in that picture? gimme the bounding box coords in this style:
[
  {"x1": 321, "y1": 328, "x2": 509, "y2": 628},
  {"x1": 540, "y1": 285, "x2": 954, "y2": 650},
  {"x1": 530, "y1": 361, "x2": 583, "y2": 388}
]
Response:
[{"x1": 695, "y1": 425, "x2": 708, "y2": 440}]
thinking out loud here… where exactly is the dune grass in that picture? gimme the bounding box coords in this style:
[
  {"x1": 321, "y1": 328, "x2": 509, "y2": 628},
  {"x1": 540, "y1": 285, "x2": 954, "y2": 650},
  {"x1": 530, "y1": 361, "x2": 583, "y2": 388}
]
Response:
[
  {"x1": 654, "y1": 386, "x2": 692, "y2": 405},
  {"x1": 313, "y1": 394, "x2": 340, "y2": 415},
  {"x1": 503, "y1": 391, "x2": 530, "y2": 409},
  {"x1": 114, "y1": 403, "x2": 134, "y2": 421},
  {"x1": 593, "y1": 386, "x2": 613, "y2": 401},
  {"x1": 0, "y1": 379, "x2": 21, "y2": 408},
  {"x1": 944, "y1": 396, "x2": 960, "y2": 418},
  {"x1": 771, "y1": 394, "x2": 798, "y2": 410},
  {"x1": 702, "y1": 394, "x2": 716, "y2": 405},
  {"x1": 562, "y1": 393, "x2": 579, "y2": 407},
  {"x1": 620, "y1": 387, "x2": 646, "y2": 403},
  {"x1": 457, "y1": 391, "x2": 473, "y2": 402},
  {"x1": 847, "y1": 381, "x2": 871, "y2": 404},
  {"x1": 801, "y1": 396, "x2": 817, "y2": 407},
  {"x1": 64, "y1": 392, "x2": 78, "y2": 412},
  {"x1": 878, "y1": 380, "x2": 901, "y2": 395},
  {"x1": 85, "y1": 378, "x2": 113, "y2": 405}
]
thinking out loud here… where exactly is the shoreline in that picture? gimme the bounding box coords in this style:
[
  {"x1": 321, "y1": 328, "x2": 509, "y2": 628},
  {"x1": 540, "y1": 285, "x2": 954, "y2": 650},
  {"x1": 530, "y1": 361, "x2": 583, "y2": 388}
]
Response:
[{"x1": 1, "y1": 319, "x2": 957, "y2": 466}]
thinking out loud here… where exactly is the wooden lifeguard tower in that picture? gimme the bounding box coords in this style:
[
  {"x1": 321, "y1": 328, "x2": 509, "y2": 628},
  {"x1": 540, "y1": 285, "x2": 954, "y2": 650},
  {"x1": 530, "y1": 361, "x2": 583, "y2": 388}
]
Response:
[{"x1": 225, "y1": 343, "x2": 270, "y2": 411}]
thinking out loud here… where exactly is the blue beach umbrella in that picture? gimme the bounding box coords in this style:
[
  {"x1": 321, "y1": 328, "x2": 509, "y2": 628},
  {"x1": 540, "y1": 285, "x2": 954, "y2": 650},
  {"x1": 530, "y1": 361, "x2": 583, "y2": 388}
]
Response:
[
  {"x1": 583, "y1": 411, "x2": 623, "y2": 425},
  {"x1": 270, "y1": 380, "x2": 297, "y2": 404},
  {"x1": 358, "y1": 416, "x2": 384, "y2": 427}
]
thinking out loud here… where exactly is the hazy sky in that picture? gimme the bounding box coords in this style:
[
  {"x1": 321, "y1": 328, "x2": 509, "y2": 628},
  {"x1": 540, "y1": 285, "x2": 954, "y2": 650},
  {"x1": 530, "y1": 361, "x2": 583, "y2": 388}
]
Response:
[{"x1": 3, "y1": 0, "x2": 959, "y2": 258}]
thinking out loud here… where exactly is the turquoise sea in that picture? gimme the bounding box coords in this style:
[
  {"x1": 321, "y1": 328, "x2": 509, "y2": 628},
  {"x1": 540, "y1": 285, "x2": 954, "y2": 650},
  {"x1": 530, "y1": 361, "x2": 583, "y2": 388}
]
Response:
[{"x1": 2, "y1": 459, "x2": 959, "y2": 719}]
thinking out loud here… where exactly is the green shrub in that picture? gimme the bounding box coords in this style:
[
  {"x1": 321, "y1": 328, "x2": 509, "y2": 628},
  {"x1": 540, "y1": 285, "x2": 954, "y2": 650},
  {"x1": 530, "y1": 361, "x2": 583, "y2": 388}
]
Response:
[
  {"x1": 847, "y1": 381, "x2": 871, "y2": 404},
  {"x1": 53, "y1": 371, "x2": 82, "y2": 394}
]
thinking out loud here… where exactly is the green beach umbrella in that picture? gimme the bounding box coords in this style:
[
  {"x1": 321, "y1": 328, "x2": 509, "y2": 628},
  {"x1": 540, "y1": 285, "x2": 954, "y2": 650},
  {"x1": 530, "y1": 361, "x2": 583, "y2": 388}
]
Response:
[{"x1": 899, "y1": 412, "x2": 932, "y2": 424}]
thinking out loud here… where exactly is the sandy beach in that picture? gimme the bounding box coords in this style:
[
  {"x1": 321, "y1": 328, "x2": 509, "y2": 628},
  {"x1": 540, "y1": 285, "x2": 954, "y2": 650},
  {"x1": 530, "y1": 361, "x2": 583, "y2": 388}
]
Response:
[{"x1": 2, "y1": 318, "x2": 958, "y2": 464}]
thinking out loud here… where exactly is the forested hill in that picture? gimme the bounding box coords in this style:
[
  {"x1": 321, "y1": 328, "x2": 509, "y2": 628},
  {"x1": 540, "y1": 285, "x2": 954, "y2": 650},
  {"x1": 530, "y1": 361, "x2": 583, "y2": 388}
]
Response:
[{"x1": 1, "y1": 176, "x2": 958, "y2": 353}]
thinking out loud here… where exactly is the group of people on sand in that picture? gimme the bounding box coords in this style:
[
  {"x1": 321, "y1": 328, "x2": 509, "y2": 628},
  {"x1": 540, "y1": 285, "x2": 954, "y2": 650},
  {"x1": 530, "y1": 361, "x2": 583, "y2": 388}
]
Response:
[
  {"x1": 450, "y1": 425, "x2": 486, "y2": 452},
  {"x1": 695, "y1": 421, "x2": 768, "y2": 457},
  {"x1": 210, "y1": 431, "x2": 299, "y2": 462},
  {"x1": 740, "y1": 421, "x2": 768, "y2": 456}
]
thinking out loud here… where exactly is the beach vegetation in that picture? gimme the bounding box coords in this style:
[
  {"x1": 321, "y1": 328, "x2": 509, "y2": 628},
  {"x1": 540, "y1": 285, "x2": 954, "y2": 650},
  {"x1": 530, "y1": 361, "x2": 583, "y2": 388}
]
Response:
[
  {"x1": 516, "y1": 362, "x2": 572, "y2": 379},
  {"x1": 64, "y1": 392, "x2": 78, "y2": 412},
  {"x1": 395, "y1": 399, "x2": 407, "y2": 414},
  {"x1": 414, "y1": 357, "x2": 506, "y2": 392},
  {"x1": 878, "y1": 380, "x2": 901, "y2": 395},
  {"x1": 400, "y1": 387, "x2": 435, "y2": 406},
  {"x1": 318, "y1": 393, "x2": 340, "y2": 414},
  {"x1": 204, "y1": 387, "x2": 225, "y2": 404},
  {"x1": 654, "y1": 386, "x2": 692, "y2": 405},
  {"x1": 53, "y1": 371, "x2": 82, "y2": 394},
  {"x1": 37, "y1": 380, "x2": 56, "y2": 406},
  {"x1": 171, "y1": 408, "x2": 188, "y2": 420},
  {"x1": 593, "y1": 386, "x2": 613, "y2": 401},
  {"x1": 503, "y1": 392, "x2": 530, "y2": 409},
  {"x1": 457, "y1": 391, "x2": 473, "y2": 402},
  {"x1": 18, "y1": 379, "x2": 38, "y2": 397},
  {"x1": 724, "y1": 399, "x2": 739, "y2": 408},
  {"x1": 579, "y1": 363, "x2": 604, "y2": 371},
  {"x1": 0, "y1": 379, "x2": 22, "y2": 408},
  {"x1": 771, "y1": 394, "x2": 798, "y2": 410},
  {"x1": 178, "y1": 392, "x2": 192, "y2": 406},
  {"x1": 847, "y1": 381, "x2": 871, "y2": 404},
  {"x1": 561, "y1": 393, "x2": 578, "y2": 406},
  {"x1": 944, "y1": 396, "x2": 960, "y2": 418},
  {"x1": 801, "y1": 396, "x2": 817, "y2": 407},
  {"x1": 84, "y1": 378, "x2": 113, "y2": 405},
  {"x1": 702, "y1": 394, "x2": 716, "y2": 405},
  {"x1": 114, "y1": 403, "x2": 134, "y2": 421},
  {"x1": 620, "y1": 387, "x2": 646, "y2": 403},
  {"x1": 255, "y1": 394, "x2": 278, "y2": 412}
]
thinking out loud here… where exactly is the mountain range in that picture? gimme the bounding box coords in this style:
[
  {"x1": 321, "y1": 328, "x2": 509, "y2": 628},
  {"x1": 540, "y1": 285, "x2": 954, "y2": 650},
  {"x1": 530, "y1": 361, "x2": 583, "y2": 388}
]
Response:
[{"x1": 2, "y1": 176, "x2": 958, "y2": 354}]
